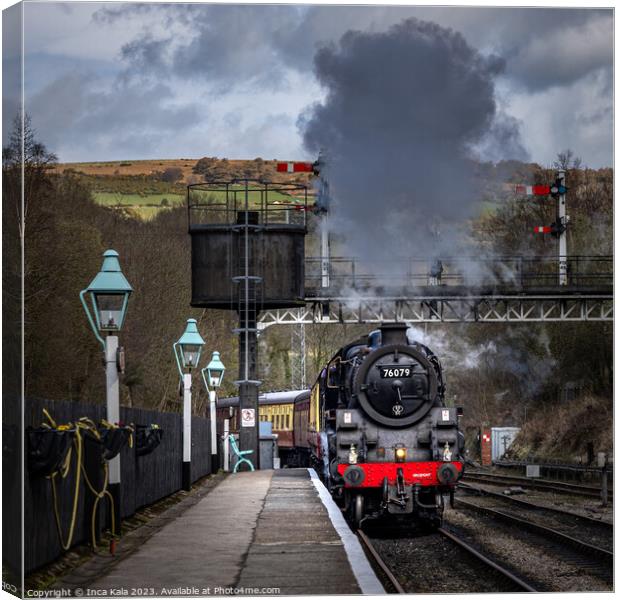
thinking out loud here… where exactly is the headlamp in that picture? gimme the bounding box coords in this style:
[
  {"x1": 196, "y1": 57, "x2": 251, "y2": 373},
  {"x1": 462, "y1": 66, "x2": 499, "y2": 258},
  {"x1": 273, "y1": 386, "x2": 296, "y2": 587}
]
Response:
[{"x1": 395, "y1": 446, "x2": 407, "y2": 462}]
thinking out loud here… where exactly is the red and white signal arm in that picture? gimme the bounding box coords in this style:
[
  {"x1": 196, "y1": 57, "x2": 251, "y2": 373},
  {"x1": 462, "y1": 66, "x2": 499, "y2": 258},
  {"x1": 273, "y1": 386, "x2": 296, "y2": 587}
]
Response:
[
  {"x1": 241, "y1": 409, "x2": 256, "y2": 428},
  {"x1": 533, "y1": 226, "x2": 552, "y2": 234},
  {"x1": 276, "y1": 161, "x2": 315, "y2": 173},
  {"x1": 515, "y1": 184, "x2": 551, "y2": 196}
]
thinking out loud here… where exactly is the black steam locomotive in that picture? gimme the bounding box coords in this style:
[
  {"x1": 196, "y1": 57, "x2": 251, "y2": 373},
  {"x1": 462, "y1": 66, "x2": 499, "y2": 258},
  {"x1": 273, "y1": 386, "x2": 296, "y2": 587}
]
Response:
[{"x1": 293, "y1": 322, "x2": 464, "y2": 529}]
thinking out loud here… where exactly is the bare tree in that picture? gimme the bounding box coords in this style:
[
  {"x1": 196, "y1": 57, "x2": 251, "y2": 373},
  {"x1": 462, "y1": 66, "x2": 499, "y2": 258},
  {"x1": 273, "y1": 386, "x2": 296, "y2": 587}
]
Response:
[
  {"x1": 3, "y1": 113, "x2": 57, "y2": 239},
  {"x1": 553, "y1": 149, "x2": 582, "y2": 171}
]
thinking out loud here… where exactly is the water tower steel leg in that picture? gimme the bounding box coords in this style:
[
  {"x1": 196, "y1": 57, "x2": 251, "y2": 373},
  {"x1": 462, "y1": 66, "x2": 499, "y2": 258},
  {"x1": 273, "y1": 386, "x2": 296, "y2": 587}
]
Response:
[
  {"x1": 237, "y1": 191, "x2": 260, "y2": 468},
  {"x1": 238, "y1": 310, "x2": 259, "y2": 468}
]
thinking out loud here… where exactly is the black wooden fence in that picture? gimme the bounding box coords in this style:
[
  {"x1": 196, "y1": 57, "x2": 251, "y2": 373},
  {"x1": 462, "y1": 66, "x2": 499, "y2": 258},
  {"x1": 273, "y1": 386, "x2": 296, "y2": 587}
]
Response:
[{"x1": 6, "y1": 396, "x2": 212, "y2": 574}]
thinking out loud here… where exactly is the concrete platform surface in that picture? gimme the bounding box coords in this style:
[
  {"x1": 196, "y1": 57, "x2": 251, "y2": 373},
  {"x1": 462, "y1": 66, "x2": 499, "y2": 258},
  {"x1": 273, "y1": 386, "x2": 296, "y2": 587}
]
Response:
[{"x1": 86, "y1": 469, "x2": 384, "y2": 595}]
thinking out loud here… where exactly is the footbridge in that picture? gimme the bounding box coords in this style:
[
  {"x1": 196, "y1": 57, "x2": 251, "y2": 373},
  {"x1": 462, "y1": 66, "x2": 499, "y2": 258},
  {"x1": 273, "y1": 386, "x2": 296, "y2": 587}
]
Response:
[{"x1": 258, "y1": 255, "x2": 613, "y2": 326}]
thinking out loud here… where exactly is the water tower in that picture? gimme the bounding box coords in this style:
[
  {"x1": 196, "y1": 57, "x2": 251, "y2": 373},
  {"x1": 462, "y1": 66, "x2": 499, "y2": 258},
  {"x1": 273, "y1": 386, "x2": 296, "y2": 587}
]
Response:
[{"x1": 187, "y1": 179, "x2": 308, "y2": 466}]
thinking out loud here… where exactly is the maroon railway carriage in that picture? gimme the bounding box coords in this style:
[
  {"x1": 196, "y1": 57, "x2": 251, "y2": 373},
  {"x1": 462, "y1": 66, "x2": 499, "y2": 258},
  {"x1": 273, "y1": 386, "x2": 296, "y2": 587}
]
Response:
[{"x1": 216, "y1": 390, "x2": 306, "y2": 460}]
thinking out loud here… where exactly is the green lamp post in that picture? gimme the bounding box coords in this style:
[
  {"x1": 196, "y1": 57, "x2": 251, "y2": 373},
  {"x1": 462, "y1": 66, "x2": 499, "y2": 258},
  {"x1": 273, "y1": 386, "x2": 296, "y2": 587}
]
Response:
[
  {"x1": 80, "y1": 249, "x2": 133, "y2": 531},
  {"x1": 202, "y1": 351, "x2": 226, "y2": 471},
  {"x1": 174, "y1": 319, "x2": 205, "y2": 490}
]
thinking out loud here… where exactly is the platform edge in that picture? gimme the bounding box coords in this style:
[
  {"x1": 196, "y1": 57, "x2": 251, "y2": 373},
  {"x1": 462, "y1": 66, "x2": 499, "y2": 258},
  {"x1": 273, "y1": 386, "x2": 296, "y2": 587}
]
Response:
[{"x1": 307, "y1": 468, "x2": 386, "y2": 595}]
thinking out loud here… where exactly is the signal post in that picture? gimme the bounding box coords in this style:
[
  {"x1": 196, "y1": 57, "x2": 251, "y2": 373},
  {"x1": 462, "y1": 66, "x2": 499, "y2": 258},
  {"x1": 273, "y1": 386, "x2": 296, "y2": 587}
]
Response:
[{"x1": 516, "y1": 170, "x2": 569, "y2": 286}]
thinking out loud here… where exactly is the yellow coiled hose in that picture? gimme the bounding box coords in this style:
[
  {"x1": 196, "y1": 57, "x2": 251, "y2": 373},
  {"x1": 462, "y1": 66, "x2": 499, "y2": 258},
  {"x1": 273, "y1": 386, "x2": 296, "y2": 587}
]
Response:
[
  {"x1": 42, "y1": 410, "x2": 133, "y2": 553},
  {"x1": 43, "y1": 409, "x2": 82, "y2": 552}
]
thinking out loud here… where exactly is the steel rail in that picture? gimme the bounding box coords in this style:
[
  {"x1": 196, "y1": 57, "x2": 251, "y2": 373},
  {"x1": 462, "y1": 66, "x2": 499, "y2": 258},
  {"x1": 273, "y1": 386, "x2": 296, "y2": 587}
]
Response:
[
  {"x1": 459, "y1": 482, "x2": 612, "y2": 530},
  {"x1": 493, "y1": 458, "x2": 614, "y2": 474},
  {"x1": 455, "y1": 497, "x2": 613, "y2": 565},
  {"x1": 357, "y1": 530, "x2": 406, "y2": 594},
  {"x1": 437, "y1": 527, "x2": 537, "y2": 592},
  {"x1": 462, "y1": 472, "x2": 611, "y2": 500}
]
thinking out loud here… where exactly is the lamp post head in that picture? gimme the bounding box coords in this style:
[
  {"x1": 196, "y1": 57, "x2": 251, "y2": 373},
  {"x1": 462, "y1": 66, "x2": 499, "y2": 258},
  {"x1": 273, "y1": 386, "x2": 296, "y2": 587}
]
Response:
[
  {"x1": 80, "y1": 249, "x2": 133, "y2": 345},
  {"x1": 204, "y1": 350, "x2": 226, "y2": 390},
  {"x1": 174, "y1": 318, "x2": 205, "y2": 374}
]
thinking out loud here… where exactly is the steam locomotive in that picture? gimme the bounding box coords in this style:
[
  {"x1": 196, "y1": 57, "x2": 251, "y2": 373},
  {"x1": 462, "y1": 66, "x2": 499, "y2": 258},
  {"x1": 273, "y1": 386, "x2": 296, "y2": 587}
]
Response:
[{"x1": 292, "y1": 322, "x2": 464, "y2": 529}]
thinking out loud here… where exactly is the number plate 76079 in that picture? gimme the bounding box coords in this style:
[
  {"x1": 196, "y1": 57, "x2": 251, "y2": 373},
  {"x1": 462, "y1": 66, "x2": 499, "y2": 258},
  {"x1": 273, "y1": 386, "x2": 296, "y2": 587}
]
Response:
[{"x1": 379, "y1": 366, "x2": 412, "y2": 378}]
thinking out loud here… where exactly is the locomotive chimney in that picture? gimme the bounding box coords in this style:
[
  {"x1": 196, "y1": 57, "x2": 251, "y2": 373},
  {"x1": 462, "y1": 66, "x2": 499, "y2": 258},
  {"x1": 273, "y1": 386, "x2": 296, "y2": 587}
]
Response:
[{"x1": 380, "y1": 322, "x2": 409, "y2": 346}]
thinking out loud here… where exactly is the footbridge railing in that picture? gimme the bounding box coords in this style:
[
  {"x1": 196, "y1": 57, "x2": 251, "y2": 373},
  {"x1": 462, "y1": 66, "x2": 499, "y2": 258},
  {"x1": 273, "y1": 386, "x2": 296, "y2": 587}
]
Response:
[
  {"x1": 258, "y1": 255, "x2": 612, "y2": 326},
  {"x1": 304, "y1": 255, "x2": 613, "y2": 295}
]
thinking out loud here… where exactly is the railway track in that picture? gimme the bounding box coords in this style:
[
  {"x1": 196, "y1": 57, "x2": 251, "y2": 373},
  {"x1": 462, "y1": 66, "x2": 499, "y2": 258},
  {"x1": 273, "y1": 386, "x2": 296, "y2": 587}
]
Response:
[
  {"x1": 460, "y1": 482, "x2": 612, "y2": 542},
  {"x1": 463, "y1": 471, "x2": 611, "y2": 500},
  {"x1": 454, "y1": 496, "x2": 613, "y2": 586},
  {"x1": 436, "y1": 527, "x2": 537, "y2": 592},
  {"x1": 357, "y1": 530, "x2": 405, "y2": 593},
  {"x1": 358, "y1": 526, "x2": 536, "y2": 593}
]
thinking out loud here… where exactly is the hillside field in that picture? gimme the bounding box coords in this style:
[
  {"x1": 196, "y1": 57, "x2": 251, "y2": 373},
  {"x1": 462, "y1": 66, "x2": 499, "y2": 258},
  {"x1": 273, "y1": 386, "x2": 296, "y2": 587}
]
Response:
[{"x1": 54, "y1": 158, "x2": 313, "y2": 220}]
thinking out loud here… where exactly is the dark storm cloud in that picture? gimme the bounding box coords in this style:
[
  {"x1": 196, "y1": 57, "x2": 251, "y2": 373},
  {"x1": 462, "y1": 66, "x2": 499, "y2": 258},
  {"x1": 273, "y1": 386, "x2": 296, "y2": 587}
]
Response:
[
  {"x1": 102, "y1": 4, "x2": 303, "y2": 89},
  {"x1": 16, "y1": 4, "x2": 612, "y2": 165},
  {"x1": 92, "y1": 2, "x2": 170, "y2": 24},
  {"x1": 26, "y1": 72, "x2": 201, "y2": 160},
  {"x1": 95, "y1": 5, "x2": 612, "y2": 95},
  {"x1": 169, "y1": 5, "x2": 297, "y2": 89},
  {"x1": 121, "y1": 35, "x2": 171, "y2": 75},
  {"x1": 501, "y1": 11, "x2": 612, "y2": 91},
  {"x1": 299, "y1": 18, "x2": 523, "y2": 269}
]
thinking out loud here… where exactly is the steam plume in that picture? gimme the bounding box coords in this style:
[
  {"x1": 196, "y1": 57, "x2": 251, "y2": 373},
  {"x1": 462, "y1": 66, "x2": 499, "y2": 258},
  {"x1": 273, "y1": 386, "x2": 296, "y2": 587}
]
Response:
[{"x1": 300, "y1": 18, "x2": 525, "y2": 281}]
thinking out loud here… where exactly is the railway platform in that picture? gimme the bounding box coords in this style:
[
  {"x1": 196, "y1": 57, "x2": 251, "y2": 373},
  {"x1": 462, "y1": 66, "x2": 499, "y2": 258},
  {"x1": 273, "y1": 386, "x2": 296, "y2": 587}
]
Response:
[{"x1": 78, "y1": 469, "x2": 384, "y2": 596}]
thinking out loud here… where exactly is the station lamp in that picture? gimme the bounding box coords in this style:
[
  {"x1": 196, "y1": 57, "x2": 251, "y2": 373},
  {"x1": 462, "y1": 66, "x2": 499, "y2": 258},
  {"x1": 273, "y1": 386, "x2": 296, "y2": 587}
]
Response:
[
  {"x1": 174, "y1": 319, "x2": 205, "y2": 375},
  {"x1": 202, "y1": 351, "x2": 226, "y2": 472},
  {"x1": 80, "y1": 250, "x2": 133, "y2": 347},
  {"x1": 79, "y1": 249, "x2": 133, "y2": 533},
  {"x1": 202, "y1": 351, "x2": 226, "y2": 390},
  {"x1": 174, "y1": 319, "x2": 205, "y2": 490}
]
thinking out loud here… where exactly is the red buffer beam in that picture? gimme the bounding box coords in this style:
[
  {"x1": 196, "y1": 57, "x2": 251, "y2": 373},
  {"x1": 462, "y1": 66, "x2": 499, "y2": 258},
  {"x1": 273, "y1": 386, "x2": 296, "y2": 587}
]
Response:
[{"x1": 515, "y1": 184, "x2": 551, "y2": 196}]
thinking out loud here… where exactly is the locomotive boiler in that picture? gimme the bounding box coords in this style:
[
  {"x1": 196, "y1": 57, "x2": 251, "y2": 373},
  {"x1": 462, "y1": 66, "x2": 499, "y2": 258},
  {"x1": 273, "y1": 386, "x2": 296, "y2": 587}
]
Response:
[{"x1": 293, "y1": 322, "x2": 464, "y2": 529}]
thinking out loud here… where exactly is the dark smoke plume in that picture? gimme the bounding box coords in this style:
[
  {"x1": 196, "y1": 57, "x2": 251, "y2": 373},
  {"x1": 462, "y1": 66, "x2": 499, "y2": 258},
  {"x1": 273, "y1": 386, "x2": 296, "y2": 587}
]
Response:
[{"x1": 300, "y1": 18, "x2": 525, "y2": 280}]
